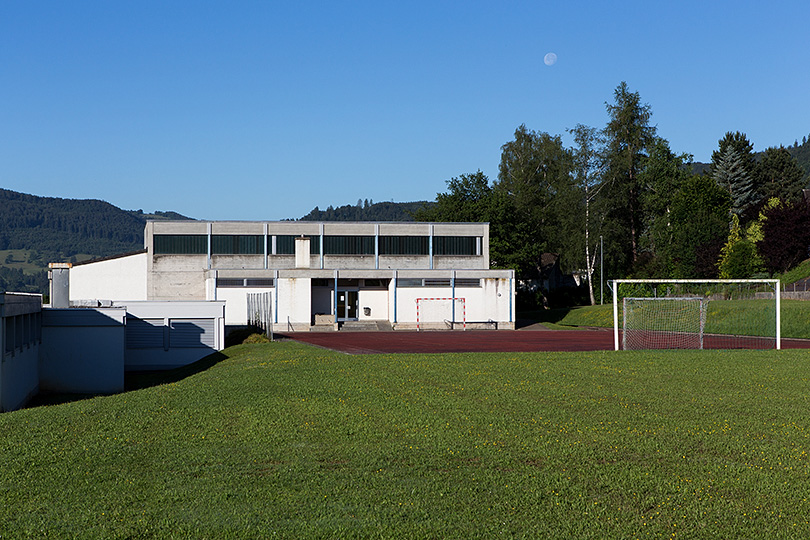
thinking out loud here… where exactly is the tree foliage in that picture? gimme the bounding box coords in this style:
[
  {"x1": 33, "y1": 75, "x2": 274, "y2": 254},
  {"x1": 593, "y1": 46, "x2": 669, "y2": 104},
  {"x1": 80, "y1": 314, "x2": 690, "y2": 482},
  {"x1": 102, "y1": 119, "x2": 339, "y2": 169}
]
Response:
[
  {"x1": 601, "y1": 82, "x2": 656, "y2": 276},
  {"x1": 756, "y1": 146, "x2": 806, "y2": 203},
  {"x1": 667, "y1": 175, "x2": 730, "y2": 277},
  {"x1": 757, "y1": 201, "x2": 810, "y2": 274}
]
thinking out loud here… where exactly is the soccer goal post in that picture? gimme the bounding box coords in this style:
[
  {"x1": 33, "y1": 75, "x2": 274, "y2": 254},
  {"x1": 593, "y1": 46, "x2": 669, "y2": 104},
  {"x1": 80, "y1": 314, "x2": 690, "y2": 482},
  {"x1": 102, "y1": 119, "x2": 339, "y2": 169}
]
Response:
[{"x1": 612, "y1": 279, "x2": 780, "y2": 351}]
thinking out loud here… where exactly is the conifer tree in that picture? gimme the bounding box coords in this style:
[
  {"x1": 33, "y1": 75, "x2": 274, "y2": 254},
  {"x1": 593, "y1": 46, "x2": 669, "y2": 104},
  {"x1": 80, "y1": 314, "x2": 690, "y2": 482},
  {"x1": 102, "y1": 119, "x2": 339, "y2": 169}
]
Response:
[{"x1": 713, "y1": 146, "x2": 757, "y2": 216}]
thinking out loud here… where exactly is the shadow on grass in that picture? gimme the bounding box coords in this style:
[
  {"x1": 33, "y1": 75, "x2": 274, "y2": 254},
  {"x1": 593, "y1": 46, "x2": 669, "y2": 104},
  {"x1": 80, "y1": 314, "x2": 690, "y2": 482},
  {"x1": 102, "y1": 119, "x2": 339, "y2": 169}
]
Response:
[
  {"x1": 25, "y1": 351, "x2": 229, "y2": 410},
  {"x1": 516, "y1": 307, "x2": 576, "y2": 328},
  {"x1": 124, "y1": 351, "x2": 229, "y2": 392}
]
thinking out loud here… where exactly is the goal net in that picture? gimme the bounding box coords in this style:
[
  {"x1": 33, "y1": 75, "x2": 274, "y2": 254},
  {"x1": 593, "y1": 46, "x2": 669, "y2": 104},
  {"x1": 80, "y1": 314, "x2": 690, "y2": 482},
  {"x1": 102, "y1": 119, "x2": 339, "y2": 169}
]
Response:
[{"x1": 613, "y1": 279, "x2": 780, "y2": 350}]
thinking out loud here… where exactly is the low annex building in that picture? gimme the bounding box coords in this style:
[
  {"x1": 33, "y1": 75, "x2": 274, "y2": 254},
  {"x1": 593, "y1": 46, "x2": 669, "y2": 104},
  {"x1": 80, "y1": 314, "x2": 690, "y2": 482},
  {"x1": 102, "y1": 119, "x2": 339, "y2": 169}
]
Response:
[{"x1": 68, "y1": 220, "x2": 516, "y2": 331}]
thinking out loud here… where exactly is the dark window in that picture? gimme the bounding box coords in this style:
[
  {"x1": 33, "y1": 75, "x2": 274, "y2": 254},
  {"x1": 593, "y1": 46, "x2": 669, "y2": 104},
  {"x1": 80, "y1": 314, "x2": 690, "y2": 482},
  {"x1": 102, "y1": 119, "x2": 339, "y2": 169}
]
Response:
[
  {"x1": 276, "y1": 235, "x2": 320, "y2": 255},
  {"x1": 245, "y1": 278, "x2": 275, "y2": 287},
  {"x1": 216, "y1": 278, "x2": 275, "y2": 288},
  {"x1": 455, "y1": 278, "x2": 481, "y2": 288},
  {"x1": 379, "y1": 236, "x2": 429, "y2": 255},
  {"x1": 434, "y1": 236, "x2": 479, "y2": 256},
  {"x1": 212, "y1": 235, "x2": 264, "y2": 255},
  {"x1": 154, "y1": 235, "x2": 207, "y2": 255},
  {"x1": 323, "y1": 236, "x2": 375, "y2": 255},
  {"x1": 397, "y1": 278, "x2": 452, "y2": 288}
]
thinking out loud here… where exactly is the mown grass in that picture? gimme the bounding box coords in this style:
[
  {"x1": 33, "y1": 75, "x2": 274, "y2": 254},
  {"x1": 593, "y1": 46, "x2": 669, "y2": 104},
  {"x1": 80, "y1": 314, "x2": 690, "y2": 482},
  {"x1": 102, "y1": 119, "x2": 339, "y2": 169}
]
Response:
[
  {"x1": 4, "y1": 342, "x2": 810, "y2": 538},
  {"x1": 534, "y1": 299, "x2": 810, "y2": 340}
]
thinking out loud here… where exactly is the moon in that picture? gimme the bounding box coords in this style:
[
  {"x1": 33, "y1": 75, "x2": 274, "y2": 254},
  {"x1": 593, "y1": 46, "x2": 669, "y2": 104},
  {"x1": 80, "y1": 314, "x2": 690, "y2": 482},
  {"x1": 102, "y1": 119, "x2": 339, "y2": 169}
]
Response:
[{"x1": 544, "y1": 52, "x2": 557, "y2": 66}]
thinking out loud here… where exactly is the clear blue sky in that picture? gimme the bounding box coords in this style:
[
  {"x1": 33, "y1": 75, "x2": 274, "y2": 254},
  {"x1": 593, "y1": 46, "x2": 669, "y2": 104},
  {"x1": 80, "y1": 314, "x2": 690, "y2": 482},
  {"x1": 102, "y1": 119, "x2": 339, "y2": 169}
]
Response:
[{"x1": 2, "y1": 1, "x2": 809, "y2": 221}]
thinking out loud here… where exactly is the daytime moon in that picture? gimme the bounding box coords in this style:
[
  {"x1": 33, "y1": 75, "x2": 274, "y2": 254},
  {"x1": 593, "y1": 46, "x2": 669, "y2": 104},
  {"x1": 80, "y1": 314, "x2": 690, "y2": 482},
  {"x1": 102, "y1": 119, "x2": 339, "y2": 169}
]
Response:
[{"x1": 544, "y1": 52, "x2": 557, "y2": 66}]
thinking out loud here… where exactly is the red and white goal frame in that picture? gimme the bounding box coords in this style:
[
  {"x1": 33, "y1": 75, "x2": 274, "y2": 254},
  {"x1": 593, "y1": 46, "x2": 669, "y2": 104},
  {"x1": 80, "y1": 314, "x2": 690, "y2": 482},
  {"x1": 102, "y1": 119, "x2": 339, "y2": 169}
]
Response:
[{"x1": 416, "y1": 297, "x2": 466, "y2": 331}]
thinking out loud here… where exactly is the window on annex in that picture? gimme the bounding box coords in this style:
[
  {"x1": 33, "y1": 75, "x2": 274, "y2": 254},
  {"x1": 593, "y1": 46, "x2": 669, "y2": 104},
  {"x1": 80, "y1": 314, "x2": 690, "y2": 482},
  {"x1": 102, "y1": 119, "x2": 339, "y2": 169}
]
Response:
[
  {"x1": 379, "y1": 236, "x2": 429, "y2": 255},
  {"x1": 397, "y1": 278, "x2": 452, "y2": 287},
  {"x1": 216, "y1": 278, "x2": 275, "y2": 288},
  {"x1": 434, "y1": 236, "x2": 479, "y2": 256},
  {"x1": 275, "y1": 235, "x2": 321, "y2": 255},
  {"x1": 211, "y1": 235, "x2": 264, "y2": 255},
  {"x1": 153, "y1": 235, "x2": 207, "y2": 255},
  {"x1": 323, "y1": 236, "x2": 375, "y2": 255}
]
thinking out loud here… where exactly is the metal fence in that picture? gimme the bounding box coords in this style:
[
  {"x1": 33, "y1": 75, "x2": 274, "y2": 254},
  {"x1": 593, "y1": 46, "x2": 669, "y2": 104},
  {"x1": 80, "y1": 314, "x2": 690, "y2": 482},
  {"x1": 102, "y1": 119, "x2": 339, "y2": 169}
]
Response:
[{"x1": 246, "y1": 292, "x2": 273, "y2": 339}]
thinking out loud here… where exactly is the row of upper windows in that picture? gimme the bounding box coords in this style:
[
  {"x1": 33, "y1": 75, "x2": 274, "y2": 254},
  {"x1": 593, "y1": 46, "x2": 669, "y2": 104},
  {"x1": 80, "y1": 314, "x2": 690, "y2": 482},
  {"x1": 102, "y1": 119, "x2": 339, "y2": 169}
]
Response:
[{"x1": 153, "y1": 235, "x2": 481, "y2": 256}]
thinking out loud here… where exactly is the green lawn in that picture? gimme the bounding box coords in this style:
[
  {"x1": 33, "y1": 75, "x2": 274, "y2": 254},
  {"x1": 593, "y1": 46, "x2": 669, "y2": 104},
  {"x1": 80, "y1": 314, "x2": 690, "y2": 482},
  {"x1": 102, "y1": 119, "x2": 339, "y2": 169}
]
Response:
[
  {"x1": 535, "y1": 298, "x2": 810, "y2": 340},
  {"x1": 3, "y1": 342, "x2": 810, "y2": 538}
]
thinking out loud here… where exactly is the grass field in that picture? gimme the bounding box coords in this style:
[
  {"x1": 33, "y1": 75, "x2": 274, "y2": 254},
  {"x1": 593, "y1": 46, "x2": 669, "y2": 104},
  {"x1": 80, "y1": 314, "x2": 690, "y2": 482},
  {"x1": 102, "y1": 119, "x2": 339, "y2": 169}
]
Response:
[
  {"x1": 3, "y1": 341, "x2": 810, "y2": 538},
  {"x1": 535, "y1": 299, "x2": 810, "y2": 340}
]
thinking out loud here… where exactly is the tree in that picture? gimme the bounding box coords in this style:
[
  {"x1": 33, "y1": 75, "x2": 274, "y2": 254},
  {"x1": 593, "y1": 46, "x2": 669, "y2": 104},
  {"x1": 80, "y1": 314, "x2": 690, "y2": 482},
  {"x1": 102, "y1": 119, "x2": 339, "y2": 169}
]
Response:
[
  {"x1": 717, "y1": 215, "x2": 763, "y2": 278},
  {"x1": 569, "y1": 124, "x2": 603, "y2": 304},
  {"x1": 414, "y1": 171, "x2": 493, "y2": 223},
  {"x1": 713, "y1": 146, "x2": 757, "y2": 217},
  {"x1": 494, "y1": 125, "x2": 574, "y2": 278},
  {"x1": 757, "y1": 200, "x2": 810, "y2": 274},
  {"x1": 711, "y1": 131, "x2": 759, "y2": 217},
  {"x1": 756, "y1": 146, "x2": 806, "y2": 203},
  {"x1": 413, "y1": 171, "x2": 523, "y2": 274},
  {"x1": 637, "y1": 137, "x2": 693, "y2": 274},
  {"x1": 668, "y1": 175, "x2": 730, "y2": 277},
  {"x1": 601, "y1": 82, "x2": 656, "y2": 275}
]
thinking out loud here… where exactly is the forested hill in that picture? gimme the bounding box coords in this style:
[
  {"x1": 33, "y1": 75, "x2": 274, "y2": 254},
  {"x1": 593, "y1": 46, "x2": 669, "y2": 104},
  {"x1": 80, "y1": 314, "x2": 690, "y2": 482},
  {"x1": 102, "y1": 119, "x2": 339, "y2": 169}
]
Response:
[
  {"x1": 692, "y1": 135, "x2": 810, "y2": 182},
  {"x1": 0, "y1": 188, "x2": 191, "y2": 260},
  {"x1": 299, "y1": 200, "x2": 433, "y2": 221}
]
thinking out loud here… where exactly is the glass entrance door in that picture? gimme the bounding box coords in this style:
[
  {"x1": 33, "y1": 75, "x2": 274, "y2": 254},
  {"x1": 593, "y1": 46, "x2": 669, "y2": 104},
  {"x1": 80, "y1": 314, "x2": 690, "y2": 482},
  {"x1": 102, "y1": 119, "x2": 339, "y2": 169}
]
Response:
[{"x1": 336, "y1": 290, "x2": 358, "y2": 320}]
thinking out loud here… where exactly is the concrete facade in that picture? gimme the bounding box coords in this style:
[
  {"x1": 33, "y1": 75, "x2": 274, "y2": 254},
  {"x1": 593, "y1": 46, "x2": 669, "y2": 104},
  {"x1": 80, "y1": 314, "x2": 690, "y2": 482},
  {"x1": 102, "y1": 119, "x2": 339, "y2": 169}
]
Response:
[{"x1": 67, "y1": 220, "x2": 515, "y2": 331}]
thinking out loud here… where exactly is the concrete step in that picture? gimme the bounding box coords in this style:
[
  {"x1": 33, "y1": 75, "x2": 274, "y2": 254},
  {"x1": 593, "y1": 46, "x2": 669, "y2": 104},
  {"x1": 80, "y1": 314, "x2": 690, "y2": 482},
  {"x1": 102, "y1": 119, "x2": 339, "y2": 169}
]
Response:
[{"x1": 339, "y1": 320, "x2": 393, "y2": 332}]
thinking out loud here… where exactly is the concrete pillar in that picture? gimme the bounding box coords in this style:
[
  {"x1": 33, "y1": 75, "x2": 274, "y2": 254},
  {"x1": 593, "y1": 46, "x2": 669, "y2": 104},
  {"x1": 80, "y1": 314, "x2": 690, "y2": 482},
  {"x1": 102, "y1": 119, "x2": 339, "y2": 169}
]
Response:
[{"x1": 295, "y1": 236, "x2": 311, "y2": 269}]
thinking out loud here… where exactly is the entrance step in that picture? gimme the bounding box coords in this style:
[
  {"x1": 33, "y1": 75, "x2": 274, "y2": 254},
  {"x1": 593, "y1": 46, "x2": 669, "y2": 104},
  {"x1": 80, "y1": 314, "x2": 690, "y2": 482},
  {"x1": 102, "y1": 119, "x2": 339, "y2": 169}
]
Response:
[{"x1": 339, "y1": 320, "x2": 393, "y2": 332}]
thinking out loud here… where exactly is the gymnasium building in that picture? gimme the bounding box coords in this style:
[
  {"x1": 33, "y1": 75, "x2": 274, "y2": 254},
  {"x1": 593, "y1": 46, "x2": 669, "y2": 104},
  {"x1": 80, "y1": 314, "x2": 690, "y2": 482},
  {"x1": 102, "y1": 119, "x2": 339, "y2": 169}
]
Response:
[{"x1": 66, "y1": 220, "x2": 516, "y2": 332}]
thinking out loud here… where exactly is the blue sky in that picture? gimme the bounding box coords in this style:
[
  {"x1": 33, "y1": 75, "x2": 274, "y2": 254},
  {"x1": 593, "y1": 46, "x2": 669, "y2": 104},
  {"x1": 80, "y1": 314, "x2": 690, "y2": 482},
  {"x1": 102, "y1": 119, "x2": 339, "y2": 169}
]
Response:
[{"x1": 2, "y1": 1, "x2": 809, "y2": 221}]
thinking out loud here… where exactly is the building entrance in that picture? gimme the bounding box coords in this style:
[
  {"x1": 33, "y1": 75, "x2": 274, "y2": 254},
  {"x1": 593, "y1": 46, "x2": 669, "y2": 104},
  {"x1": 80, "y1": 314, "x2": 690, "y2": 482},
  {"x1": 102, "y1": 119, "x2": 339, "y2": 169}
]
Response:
[{"x1": 336, "y1": 290, "x2": 358, "y2": 321}]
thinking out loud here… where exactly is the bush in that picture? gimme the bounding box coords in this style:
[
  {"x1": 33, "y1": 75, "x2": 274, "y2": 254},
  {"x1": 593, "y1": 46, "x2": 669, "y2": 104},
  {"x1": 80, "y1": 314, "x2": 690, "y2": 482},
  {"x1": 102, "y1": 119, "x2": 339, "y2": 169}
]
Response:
[{"x1": 243, "y1": 333, "x2": 271, "y2": 344}]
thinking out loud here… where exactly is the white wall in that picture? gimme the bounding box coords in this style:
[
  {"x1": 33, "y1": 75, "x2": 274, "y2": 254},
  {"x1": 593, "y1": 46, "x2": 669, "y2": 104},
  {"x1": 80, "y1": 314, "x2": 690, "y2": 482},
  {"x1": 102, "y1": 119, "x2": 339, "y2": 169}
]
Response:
[
  {"x1": 392, "y1": 278, "x2": 514, "y2": 329},
  {"x1": 214, "y1": 287, "x2": 274, "y2": 327},
  {"x1": 358, "y1": 289, "x2": 388, "y2": 320},
  {"x1": 276, "y1": 277, "x2": 312, "y2": 328},
  {"x1": 70, "y1": 252, "x2": 148, "y2": 302}
]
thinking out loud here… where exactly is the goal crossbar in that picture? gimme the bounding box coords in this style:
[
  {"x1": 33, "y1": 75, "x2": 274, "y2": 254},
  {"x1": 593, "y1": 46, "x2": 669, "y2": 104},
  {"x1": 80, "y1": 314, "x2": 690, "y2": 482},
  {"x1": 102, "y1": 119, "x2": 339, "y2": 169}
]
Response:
[{"x1": 612, "y1": 279, "x2": 780, "y2": 350}]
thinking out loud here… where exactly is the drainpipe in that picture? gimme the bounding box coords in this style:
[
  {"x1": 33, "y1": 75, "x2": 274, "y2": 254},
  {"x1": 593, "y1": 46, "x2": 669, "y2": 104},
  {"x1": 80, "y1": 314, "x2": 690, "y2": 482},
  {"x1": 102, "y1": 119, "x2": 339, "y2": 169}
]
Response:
[
  {"x1": 451, "y1": 270, "x2": 456, "y2": 325},
  {"x1": 393, "y1": 270, "x2": 397, "y2": 324},
  {"x1": 334, "y1": 269, "x2": 339, "y2": 324},
  {"x1": 206, "y1": 222, "x2": 212, "y2": 269},
  {"x1": 274, "y1": 270, "x2": 279, "y2": 324}
]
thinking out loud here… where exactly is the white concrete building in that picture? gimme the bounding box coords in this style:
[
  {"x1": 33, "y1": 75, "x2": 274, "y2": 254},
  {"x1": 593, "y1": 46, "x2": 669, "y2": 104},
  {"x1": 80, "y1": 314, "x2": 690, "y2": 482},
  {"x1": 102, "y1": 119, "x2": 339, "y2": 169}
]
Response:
[{"x1": 69, "y1": 221, "x2": 516, "y2": 331}]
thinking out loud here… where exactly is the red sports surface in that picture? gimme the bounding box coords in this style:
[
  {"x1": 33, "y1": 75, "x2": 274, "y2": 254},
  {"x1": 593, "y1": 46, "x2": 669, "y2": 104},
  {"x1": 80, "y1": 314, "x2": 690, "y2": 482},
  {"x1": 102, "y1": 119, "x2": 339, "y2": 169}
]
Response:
[{"x1": 285, "y1": 328, "x2": 810, "y2": 354}]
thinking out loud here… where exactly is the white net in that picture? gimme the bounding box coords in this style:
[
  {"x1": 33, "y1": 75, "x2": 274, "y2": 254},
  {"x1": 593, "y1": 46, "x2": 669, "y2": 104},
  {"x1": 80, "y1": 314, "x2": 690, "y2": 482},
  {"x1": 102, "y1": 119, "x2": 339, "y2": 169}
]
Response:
[
  {"x1": 623, "y1": 297, "x2": 706, "y2": 350},
  {"x1": 615, "y1": 280, "x2": 779, "y2": 350}
]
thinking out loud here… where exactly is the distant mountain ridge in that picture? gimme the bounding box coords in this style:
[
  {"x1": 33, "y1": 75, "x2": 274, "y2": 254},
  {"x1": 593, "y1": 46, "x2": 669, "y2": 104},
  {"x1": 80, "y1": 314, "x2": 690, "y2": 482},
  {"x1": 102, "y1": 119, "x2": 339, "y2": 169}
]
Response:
[
  {"x1": 0, "y1": 188, "x2": 193, "y2": 261},
  {"x1": 299, "y1": 200, "x2": 433, "y2": 222}
]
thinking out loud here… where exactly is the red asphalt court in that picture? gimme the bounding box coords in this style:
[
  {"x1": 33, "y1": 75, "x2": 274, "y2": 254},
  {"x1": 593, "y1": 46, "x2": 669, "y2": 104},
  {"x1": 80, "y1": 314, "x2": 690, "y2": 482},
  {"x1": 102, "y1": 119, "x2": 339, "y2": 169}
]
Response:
[{"x1": 285, "y1": 328, "x2": 810, "y2": 355}]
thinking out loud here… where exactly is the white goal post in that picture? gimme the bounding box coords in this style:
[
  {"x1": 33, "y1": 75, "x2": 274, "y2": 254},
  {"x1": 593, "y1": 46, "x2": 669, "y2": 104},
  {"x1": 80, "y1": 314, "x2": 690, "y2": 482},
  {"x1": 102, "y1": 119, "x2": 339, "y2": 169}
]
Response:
[{"x1": 612, "y1": 279, "x2": 780, "y2": 351}]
